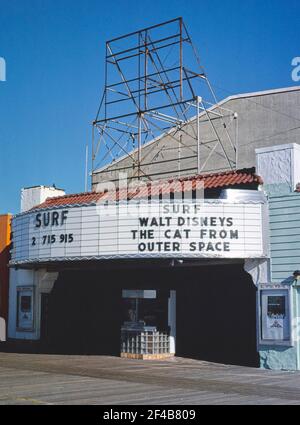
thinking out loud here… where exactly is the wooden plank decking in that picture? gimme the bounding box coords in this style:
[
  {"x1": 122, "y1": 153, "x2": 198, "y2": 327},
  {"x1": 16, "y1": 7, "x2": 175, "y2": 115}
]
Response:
[{"x1": 0, "y1": 353, "x2": 299, "y2": 405}]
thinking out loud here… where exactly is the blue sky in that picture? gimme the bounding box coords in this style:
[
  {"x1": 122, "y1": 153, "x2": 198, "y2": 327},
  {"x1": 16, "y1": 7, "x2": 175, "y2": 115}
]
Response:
[{"x1": 0, "y1": 0, "x2": 299, "y2": 213}]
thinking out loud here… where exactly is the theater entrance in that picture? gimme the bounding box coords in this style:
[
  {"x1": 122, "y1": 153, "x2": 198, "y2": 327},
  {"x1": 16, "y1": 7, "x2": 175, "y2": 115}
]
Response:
[
  {"x1": 43, "y1": 261, "x2": 258, "y2": 367},
  {"x1": 175, "y1": 263, "x2": 259, "y2": 367}
]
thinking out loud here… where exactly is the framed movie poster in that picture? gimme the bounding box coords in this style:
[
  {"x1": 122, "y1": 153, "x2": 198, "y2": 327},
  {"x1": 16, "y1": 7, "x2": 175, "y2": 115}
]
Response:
[
  {"x1": 259, "y1": 286, "x2": 292, "y2": 346},
  {"x1": 17, "y1": 287, "x2": 34, "y2": 331}
]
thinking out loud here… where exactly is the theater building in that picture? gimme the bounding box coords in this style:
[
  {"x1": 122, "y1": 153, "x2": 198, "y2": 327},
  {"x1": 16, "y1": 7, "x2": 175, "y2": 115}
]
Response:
[
  {"x1": 7, "y1": 85, "x2": 300, "y2": 371},
  {"x1": 8, "y1": 150, "x2": 270, "y2": 367}
]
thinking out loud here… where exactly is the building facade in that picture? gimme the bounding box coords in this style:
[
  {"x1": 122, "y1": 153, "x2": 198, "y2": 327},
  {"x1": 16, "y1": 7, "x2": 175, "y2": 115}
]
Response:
[
  {"x1": 7, "y1": 86, "x2": 300, "y2": 371},
  {"x1": 8, "y1": 163, "x2": 269, "y2": 366}
]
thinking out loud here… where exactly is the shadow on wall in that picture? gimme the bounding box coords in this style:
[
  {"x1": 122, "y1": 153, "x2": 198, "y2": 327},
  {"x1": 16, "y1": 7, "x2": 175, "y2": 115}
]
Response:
[
  {"x1": 44, "y1": 272, "x2": 122, "y2": 356},
  {"x1": 175, "y1": 264, "x2": 259, "y2": 368}
]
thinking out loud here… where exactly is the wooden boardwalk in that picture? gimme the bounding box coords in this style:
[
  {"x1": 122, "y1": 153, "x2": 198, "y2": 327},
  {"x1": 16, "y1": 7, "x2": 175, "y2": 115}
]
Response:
[{"x1": 0, "y1": 353, "x2": 300, "y2": 404}]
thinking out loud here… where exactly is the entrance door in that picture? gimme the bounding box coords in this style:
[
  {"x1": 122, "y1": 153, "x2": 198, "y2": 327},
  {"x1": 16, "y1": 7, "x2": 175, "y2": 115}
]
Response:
[
  {"x1": 176, "y1": 264, "x2": 259, "y2": 367},
  {"x1": 40, "y1": 293, "x2": 50, "y2": 342},
  {"x1": 120, "y1": 289, "x2": 174, "y2": 358}
]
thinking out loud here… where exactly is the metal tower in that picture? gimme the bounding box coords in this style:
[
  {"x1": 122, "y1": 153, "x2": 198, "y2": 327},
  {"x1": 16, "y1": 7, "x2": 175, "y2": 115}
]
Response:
[{"x1": 92, "y1": 17, "x2": 237, "y2": 184}]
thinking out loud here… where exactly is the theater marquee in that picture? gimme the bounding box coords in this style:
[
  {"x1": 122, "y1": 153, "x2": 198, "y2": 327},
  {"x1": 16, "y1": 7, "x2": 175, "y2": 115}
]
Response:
[{"x1": 10, "y1": 200, "x2": 268, "y2": 265}]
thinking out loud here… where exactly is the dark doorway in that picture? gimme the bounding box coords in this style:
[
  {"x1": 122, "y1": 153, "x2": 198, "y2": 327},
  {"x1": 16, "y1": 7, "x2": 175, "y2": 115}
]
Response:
[
  {"x1": 175, "y1": 264, "x2": 259, "y2": 367},
  {"x1": 46, "y1": 270, "x2": 122, "y2": 355},
  {"x1": 40, "y1": 293, "x2": 50, "y2": 342},
  {"x1": 43, "y1": 262, "x2": 258, "y2": 366}
]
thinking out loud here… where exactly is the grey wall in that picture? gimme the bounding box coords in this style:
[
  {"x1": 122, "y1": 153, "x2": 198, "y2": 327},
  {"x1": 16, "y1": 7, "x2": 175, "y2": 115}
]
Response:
[{"x1": 92, "y1": 87, "x2": 300, "y2": 188}]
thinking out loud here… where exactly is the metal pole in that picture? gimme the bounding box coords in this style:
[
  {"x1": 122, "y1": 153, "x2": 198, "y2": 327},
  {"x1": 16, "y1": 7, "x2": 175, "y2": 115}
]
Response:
[
  {"x1": 178, "y1": 133, "x2": 182, "y2": 177},
  {"x1": 144, "y1": 30, "x2": 148, "y2": 111},
  {"x1": 179, "y1": 17, "x2": 183, "y2": 101},
  {"x1": 138, "y1": 113, "x2": 142, "y2": 180},
  {"x1": 138, "y1": 33, "x2": 141, "y2": 111},
  {"x1": 235, "y1": 112, "x2": 239, "y2": 169},
  {"x1": 85, "y1": 144, "x2": 89, "y2": 192},
  {"x1": 91, "y1": 124, "x2": 95, "y2": 176},
  {"x1": 105, "y1": 43, "x2": 108, "y2": 119},
  {"x1": 197, "y1": 96, "x2": 201, "y2": 174}
]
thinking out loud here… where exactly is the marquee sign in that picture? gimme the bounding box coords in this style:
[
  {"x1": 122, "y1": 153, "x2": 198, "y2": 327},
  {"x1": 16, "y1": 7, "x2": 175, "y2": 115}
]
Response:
[{"x1": 10, "y1": 200, "x2": 267, "y2": 265}]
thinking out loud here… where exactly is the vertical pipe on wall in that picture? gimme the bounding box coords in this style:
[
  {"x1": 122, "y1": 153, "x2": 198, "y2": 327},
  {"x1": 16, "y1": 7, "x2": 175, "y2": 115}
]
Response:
[
  {"x1": 179, "y1": 18, "x2": 183, "y2": 101},
  {"x1": 197, "y1": 96, "x2": 201, "y2": 174},
  {"x1": 85, "y1": 144, "x2": 89, "y2": 193},
  {"x1": 295, "y1": 287, "x2": 300, "y2": 370}
]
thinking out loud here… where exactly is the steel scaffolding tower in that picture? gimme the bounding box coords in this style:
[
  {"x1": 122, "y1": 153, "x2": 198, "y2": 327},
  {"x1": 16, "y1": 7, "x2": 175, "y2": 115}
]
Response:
[{"x1": 92, "y1": 17, "x2": 237, "y2": 183}]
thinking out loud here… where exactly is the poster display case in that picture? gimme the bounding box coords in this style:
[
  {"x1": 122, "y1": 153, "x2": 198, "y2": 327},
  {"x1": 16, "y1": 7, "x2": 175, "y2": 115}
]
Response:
[
  {"x1": 258, "y1": 285, "x2": 293, "y2": 346},
  {"x1": 16, "y1": 287, "x2": 34, "y2": 331}
]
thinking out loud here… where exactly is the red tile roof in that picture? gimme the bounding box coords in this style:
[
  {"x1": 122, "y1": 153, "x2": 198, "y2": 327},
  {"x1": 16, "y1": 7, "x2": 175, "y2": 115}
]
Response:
[{"x1": 33, "y1": 167, "x2": 262, "y2": 210}]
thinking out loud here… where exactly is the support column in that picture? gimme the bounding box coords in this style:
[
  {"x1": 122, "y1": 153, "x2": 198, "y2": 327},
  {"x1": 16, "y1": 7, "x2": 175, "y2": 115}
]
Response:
[
  {"x1": 8, "y1": 269, "x2": 58, "y2": 341},
  {"x1": 244, "y1": 258, "x2": 270, "y2": 287},
  {"x1": 168, "y1": 290, "x2": 176, "y2": 355}
]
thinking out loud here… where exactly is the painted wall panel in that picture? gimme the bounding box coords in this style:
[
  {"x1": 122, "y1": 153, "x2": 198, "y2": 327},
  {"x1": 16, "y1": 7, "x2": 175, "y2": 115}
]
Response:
[{"x1": 270, "y1": 192, "x2": 300, "y2": 283}]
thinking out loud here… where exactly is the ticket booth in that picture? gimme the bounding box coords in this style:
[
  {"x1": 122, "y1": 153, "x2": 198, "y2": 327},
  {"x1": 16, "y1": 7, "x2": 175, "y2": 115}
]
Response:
[{"x1": 121, "y1": 289, "x2": 176, "y2": 359}]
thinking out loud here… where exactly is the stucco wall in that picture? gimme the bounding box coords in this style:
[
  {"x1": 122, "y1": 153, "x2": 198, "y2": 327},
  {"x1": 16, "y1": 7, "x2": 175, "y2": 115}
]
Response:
[{"x1": 92, "y1": 87, "x2": 300, "y2": 187}]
